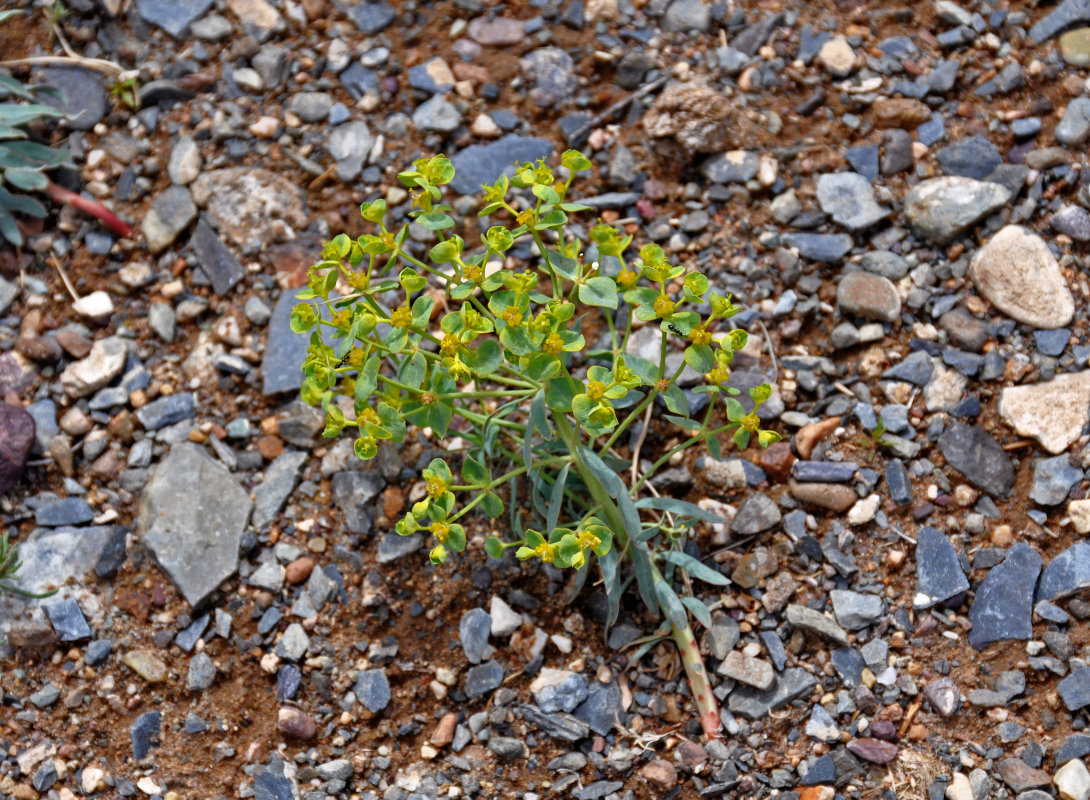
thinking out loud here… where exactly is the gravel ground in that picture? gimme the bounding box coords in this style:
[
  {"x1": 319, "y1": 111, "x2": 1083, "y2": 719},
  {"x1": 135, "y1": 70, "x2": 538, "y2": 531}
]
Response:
[{"x1": 8, "y1": 0, "x2": 1090, "y2": 799}]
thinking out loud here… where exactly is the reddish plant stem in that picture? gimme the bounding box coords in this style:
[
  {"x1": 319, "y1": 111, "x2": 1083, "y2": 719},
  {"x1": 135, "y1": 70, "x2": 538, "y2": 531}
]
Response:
[
  {"x1": 45, "y1": 180, "x2": 133, "y2": 238},
  {"x1": 671, "y1": 617, "x2": 722, "y2": 738}
]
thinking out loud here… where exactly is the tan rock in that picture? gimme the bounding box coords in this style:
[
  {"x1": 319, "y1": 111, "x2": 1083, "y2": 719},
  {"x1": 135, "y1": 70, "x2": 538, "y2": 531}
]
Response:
[
  {"x1": 122, "y1": 650, "x2": 167, "y2": 683},
  {"x1": 999, "y1": 370, "x2": 1090, "y2": 454},
  {"x1": 818, "y1": 37, "x2": 856, "y2": 77},
  {"x1": 789, "y1": 480, "x2": 857, "y2": 512},
  {"x1": 641, "y1": 759, "x2": 677, "y2": 791},
  {"x1": 1068, "y1": 499, "x2": 1090, "y2": 533},
  {"x1": 60, "y1": 337, "x2": 127, "y2": 398},
  {"x1": 430, "y1": 712, "x2": 457, "y2": 747},
  {"x1": 794, "y1": 416, "x2": 840, "y2": 460},
  {"x1": 970, "y1": 225, "x2": 1074, "y2": 329},
  {"x1": 873, "y1": 98, "x2": 932, "y2": 129}
]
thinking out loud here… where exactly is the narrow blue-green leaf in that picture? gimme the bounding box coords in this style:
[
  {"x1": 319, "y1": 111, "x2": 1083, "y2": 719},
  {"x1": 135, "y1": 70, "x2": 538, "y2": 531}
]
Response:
[
  {"x1": 664, "y1": 413, "x2": 702, "y2": 430},
  {"x1": 680, "y1": 596, "x2": 712, "y2": 628},
  {"x1": 630, "y1": 545, "x2": 660, "y2": 621},
  {"x1": 546, "y1": 463, "x2": 569, "y2": 533},
  {"x1": 634, "y1": 496, "x2": 728, "y2": 523},
  {"x1": 654, "y1": 579, "x2": 689, "y2": 630},
  {"x1": 0, "y1": 206, "x2": 22, "y2": 247},
  {"x1": 598, "y1": 547, "x2": 622, "y2": 629},
  {"x1": 530, "y1": 389, "x2": 549, "y2": 436},
  {"x1": 617, "y1": 490, "x2": 642, "y2": 542},
  {"x1": 661, "y1": 550, "x2": 730, "y2": 586},
  {"x1": 577, "y1": 445, "x2": 623, "y2": 496}
]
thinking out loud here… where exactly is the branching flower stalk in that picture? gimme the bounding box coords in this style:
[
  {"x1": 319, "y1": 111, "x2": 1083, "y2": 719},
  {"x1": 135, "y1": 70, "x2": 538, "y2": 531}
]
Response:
[{"x1": 294, "y1": 151, "x2": 781, "y2": 738}]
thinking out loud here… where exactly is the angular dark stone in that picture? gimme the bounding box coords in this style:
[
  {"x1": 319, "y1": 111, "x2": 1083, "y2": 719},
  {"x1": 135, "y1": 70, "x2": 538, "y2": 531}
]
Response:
[
  {"x1": 332, "y1": 0, "x2": 396, "y2": 34},
  {"x1": 1038, "y1": 541, "x2": 1090, "y2": 602},
  {"x1": 44, "y1": 598, "x2": 92, "y2": 641},
  {"x1": 277, "y1": 665, "x2": 302, "y2": 702},
  {"x1": 728, "y1": 667, "x2": 817, "y2": 720},
  {"x1": 831, "y1": 647, "x2": 867, "y2": 688},
  {"x1": 449, "y1": 135, "x2": 554, "y2": 196},
  {"x1": 936, "y1": 136, "x2": 1002, "y2": 179},
  {"x1": 519, "y1": 703, "x2": 590, "y2": 741},
  {"x1": 1028, "y1": 0, "x2": 1090, "y2": 43},
  {"x1": 968, "y1": 542, "x2": 1042, "y2": 649},
  {"x1": 464, "y1": 660, "x2": 503, "y2": 699},
  {"x1": 353, "y1": 668, "x2": 390, "y2": 713},
  {"x1": 573, "y1": 680, "x2": 626, "y2": 736},
  {"x1": 938, "y1": 423, "x2": 1015, "y2": 497},
  {"x1": 130, "y1": 710, "x2": 161, "y2": 759},
  {"x1": 915, "y1": 527, "x2": 969, "y2": 608},
  {"x1": 882, "y1": 350, "x2": 934, "y2": 385},
  {"x1": 254, "y1": 766, "x2": 295, "y2": 800},
  {"x1": 136, "y1": 0, "x2": 213, "y2": 37},
  {"x1": 792, "y1": 461, "x2": 858, "y2": 483},
  {"x1": 1029, "y1": 455, "x2": 1083, "y2": 506},
  {"x1": 781, "y1": 233, "x2": 853, "y2": 262},
  {"x1": 730, "y1": 493, "x2": 781, "y2": 534},
  {"x1": 136, "y1": 392, "x2": 198, "y2": 430},
  {"x1": 191, "y1": 221, "x2": 244, "y2": 296},
  {"x1": 801, "y1": 754, "x2": 836, "y2": 785},
  {"x1": 34, "y1": 496, "x2": 93, "y2": 527},
  {"x1": 886, "y1": 459, "x2": 913, "y2": 505},
  {"x1": 263, "y1": 288, "x2": 324, "y2": 395},
  {"x1": 93, "y1": 525, "x2": 129, "y2": 578},
  {"x1": 36, "y1": 67, "x2": 108, "y2": 130},
  {"x1": 1060, "y1": 667, "x2": 1090, "y2": 711},
  {"x1": 1056, "y1": 733, "x2": 1090, "y2": 765}
]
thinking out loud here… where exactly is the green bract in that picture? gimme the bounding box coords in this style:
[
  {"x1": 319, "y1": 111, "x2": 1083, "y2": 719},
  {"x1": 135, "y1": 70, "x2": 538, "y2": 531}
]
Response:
[{"x1": 294, "y1": 149, "x2": 782, "y2": 738}]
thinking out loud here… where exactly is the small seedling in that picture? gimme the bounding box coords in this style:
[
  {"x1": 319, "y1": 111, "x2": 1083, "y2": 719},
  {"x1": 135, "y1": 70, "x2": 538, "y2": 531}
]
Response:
[{"x1": 0, "y1": 532, "x2": 57, "y2": 598}]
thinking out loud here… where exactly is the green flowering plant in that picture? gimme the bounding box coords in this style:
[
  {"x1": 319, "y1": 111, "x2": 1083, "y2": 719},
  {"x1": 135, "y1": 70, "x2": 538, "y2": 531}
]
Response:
[{"x1": 294, "y1": 150, "x2": 781, "y2": 738}]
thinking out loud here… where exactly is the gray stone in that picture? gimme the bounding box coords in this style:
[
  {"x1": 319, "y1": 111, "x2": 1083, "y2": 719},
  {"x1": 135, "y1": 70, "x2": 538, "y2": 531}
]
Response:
[
  {"x1": 923, "y1": 676, "x2": 960, "y2": 717},
  {"x1": 138, "y1": 442, "x2": 253, "y2": 607},
  {"x1": 573, "y1": 680, "x2": 626, "y2": 735},
  {"x1": 785, "y1": 604, "x2": 849, "y2": 645},
  {"x1": 331, "y1": 471, "x2": 383, "y2": 534},
  {"x1": 1052, "y1": 205, "x2": 1090, "y2": 241},
  {"x1": 968, "y1": 542, "x2": 1042, "y2": 649},
  {"x1": 332, "y1": 0, "x2": 395, "y2": 34},
  {"x1": 730, "y1": 493, "x2": 781, "y2": 534},
  {"x1": 663, "y1": 0, "x2": 710, "y2": 31},
  {"x1": 130, "y1": 710, "x2": 161, "y2": 759},
  {"x1": 44, "y1": 598, "x2": 91, "y2": 640},
  {"x1": 248, "y1": 561, "x2": 285, "y2": 592},
  {"x1": 143, "y1": 186, "x2": 197, "y2": 254},
  {"x1": 136, "y1": 393, "x2": 197, "y2": 431},
  {"x1": 903, "y1": 177, "x2": 1011, "y2": 244},
  {"x1": 289, "y1": 92, "x2": 332, "y2": 122},
  {"x1": 914, "y1": 527, "x2": 969, "y2": 608},
  {"x1": 970, "y1": 225, "x2": 1075, "y2": 329},
  {"x1": 328, "y1": 121, "x2": 374, "y2": 182},
  {"x1": 938, "y1": 423, "x2": 1015, "y2": 497},
  {"x1": 188, "y1": 652, "x2": 216, "y2": 691},
  {"x1": 60, "y1": 337, "x2": 127, "y2": 398},
  {"x1": 1057, "y1": 96, "x2": 1090, "y2": 145},
  {"x1": 728, "y1": 667, "x2": 817, "y2": 720},
  {"x1": 191, "y1": 221, "x2": 244, "y2": 296},
  {"x1": 449, "y1": 135, "x2": 553, "y2": 195},
  {"x1": 781, "y1": 232, "x2": 854, "y2": 262},
  {"x1": 464, "y1": 660, "x2": 503, "y2": 698},
  {"x1": 1038, "y1": 541, "x2": 1090, "y2": 602},
  {"x1": 459, "y1": 607, "x2": 491, "y2": 664},
  {"x1": 701, "y1": 151, "x2": 760, "y2": 184},
  {"x1": 276, "y1": 622, "x2": 309, "y2": 661},
  {"x1": 263, "y1": 288, "x2": 318, "y2": 395},
  {"x1": 830, "y1": 590, "x2": 883, "y2": 630},
  {"x1": 36, "y1": 67, "x2": 108, "y2": 130},
  {"x1": 316, "y1": 759, "x2": 353, "y2": 782},
  {"x1": 1029, "y1": 455, "x2": 1083, "y2": 505},
  {"x1": 354, "y1": 668, "x2": 390, "y2": 712},
  {"x1": 817, "y1": 172, "x2": 889, "y2": 230},
  {"x1": 837, "y1": 271, "x2": 901, "y2": 322},
  {"x1": 136, "y1": 0, "x2": 213, "y2": 37},
  {"x1": 35, "y1": 497, "x2": 93, "y2": 527},
  {"x1": 412, "y1": 95, "x2": 460, "y2": 132},
  {"x1": 719, "y1": 651, "x2": 775, "y2": 689},
  {"x1": 806, "y1": 705, "x2": 841, "y2": 742},
  {"x1": 148, "y1": 303, "x2": 175, "y2": 343},
  {"x1": 167, "y1": 136, "x2": 201, "y2": 185},
  {"x1": 520, "y1": 47, "x2": 577, "y2": 104},
  {"x1": 253, "y1": 451, "x2": 307, "y2": 529},
  {"x1": 254, "y1": 765, "x2": 295, "y2": 800},
  {"x1": 532, "y1": 669, "x2": 589, "y2": 713},
  {"x1": 936, "y1": 136, "x2": 1002, "y2": 179},
  {"x1": 190, "y1": 168, "x2": 307, "y2": 254},
  {"x1": 376, "y1": 532, "x2": 424, "y2": 562}
]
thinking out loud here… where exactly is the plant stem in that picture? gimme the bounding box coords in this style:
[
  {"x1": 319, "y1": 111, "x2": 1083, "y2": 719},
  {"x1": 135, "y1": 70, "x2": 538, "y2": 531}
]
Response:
[
  {"x1": 45, "y1": 181, "x2": 133, "y2": 238},
  {"x1": 668, "y1": 599, "x2": 721, "y2": 738}
]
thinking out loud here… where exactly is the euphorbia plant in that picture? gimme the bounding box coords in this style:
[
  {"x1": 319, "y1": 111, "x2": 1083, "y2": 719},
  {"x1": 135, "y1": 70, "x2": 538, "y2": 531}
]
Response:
[{"x1": 294, "y1": 151, "x2": 780, "y2": 737}]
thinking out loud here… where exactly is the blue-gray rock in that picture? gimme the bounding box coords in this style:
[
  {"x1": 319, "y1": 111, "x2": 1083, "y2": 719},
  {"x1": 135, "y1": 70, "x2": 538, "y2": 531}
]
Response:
[
  {"x1": 185, "y1": 712, "x2": 210, "y2": 734},
  {"x1": 464, "y1": 660, "x2": 503, "y2": 698},
  {"x1": 521, "y1": 704, "x2": 590, "y2": 741},
  {"x1": 277, "y1": 664, "x2": 302, "y2": 701},
  {"x1": 520, "y1": 47, "x2": 577, "y2": 104},
  {"x1": 886, "y1": 459, "x2": 913, "y2": 505},
  {"x1": 830, "y1": 646, "x2": 867, "y2": 687},
  {"x1": 974, "y1": 62, "x2": 1024, "y2": 96},
  {"x1": 450, "y1": 134, "x2": 554, "y2": 195},
  {"x1": 1029, "y1": 455, "x2": 1082, "y2": 505},
  {"x1": 276, "y1": 622, "x2": 309, "y2": 661},
  {"x1": 700, "y1": 151, "x2": 760, "y2": 184},
  {"x1": 288, "y1": 92, "x2": 332, "y2": 122},
  {"x1": 781, "y1": 233, "x2": 853, "y2": 262},
  {"x1": 86, "y1": 639, "x2": 112, "y2": 665},
  {"x1": 339, "y1": 62, "x2": 380, "y2": 100},
  {"x1": 93, "y1": 524, "x2": 128, "y2": 579},
  {"x1": 32, "y1": 760, "x2": 57, "y2": 792},
  {"x1": 143, "y1": 185, "x2": 197, "y2": 254},
  {"x1": 816, "y1": 172, "x2": 890, "y2": 231},
  {"x1": 254, "y1": 766, "x2": 295, "y2": 800},
  {"x1": 413, "y1": 95, "x2": 461, "y2": 132},
  {"x1": 1011, "y1": 117, "x2": 1043, "y2": 138},
  {"x1": 936, "y1": 136, "x2": 1002, "y2": 179},
  {"x1": 376, "y1": 532, "x2": 424, "y2": 562},
  {"x1": 731, "y1": 12, "x2": 785, "y2": 55},
  {"x1": 332, "y1": 0, "x2": 395, "y2": 34},
  {"x1": 253, "y1": 451, "x2": 307, "y2": 529},
  {"x1": 580, "y1": 192, "x2": 641, "y2": 210},
  {"x1": 459, "y1": 607, "x2": 491, "y2": 664},
  {"x1": 903, "y1": 177, "x2": 1011, "y2": 244},
  {"x1": 409, "y1": 58, "x2": 454, "y2": 94},
  {"x1": 1057, "y1": 96, "x2": 1090, "y2": 145},
  {"x1": 35, "y1": 496, "x2": 93, "y2": 527},
  {"x1": 533, "y1": 671, "x2": 588, "y2": 713},
  {"x1": 137, "y1": 442, "x2": 252, "y2": 607},
  {"x1": 882, "y1": 350, "x2": 934, "y2": 385},
  {"x1": 914, "y1": 527, "x2": 969, "y2": 608},
  {"x1": 263, "y1": 288, "x2": 321, "y2": 395},
  {"x1": 130, "y1": 710, "x2": 161, "y2": 759},
  {"x1": 1035, "y1": 328, "x2": 1072, "y2": 356},
  {"x1": 331, "y1": 471, "x2": 383, "y2": 534},
  {"x1": 25, "y1": 399, "x2": 55, "y2": 456},
  {"x1": 801, "y1": 754, "x2": 837, "y2": 785},
  {"x1": 1060, "y1": 667, "x2": 1090, "y2": 711},
  {"x1": 968, "y1": 542, "x2": 1042, "y2": 649},
  {"x1": 846, "y1": 145, "x2": 879, "y2": 182},
  {"x1": 191, "y1": 221, "x2": 244, "y2": 295},
  {"x1": 1038, "y1": 541, "x2": 1090, "y2": 602},
  {"x1": 175, "y1": 613, "x2": 208, "y2": 651},
  {"x1": 929, "y1": 59, "x2": 960, "y2": 93},
  {"x1": 573, "y1": 680, "x2": 626, "y2": 735},
  {"x1": 1030, "y1": 0, "x2": 1090, "y2": 42},
  {"x1": 831, "y1": 590, "x2": 883, "y2": 630},
  {"x1": 663, "y1": 0, "x2": 710, "y2": 31},
  {"x1": 136, "y1": 392, "x2": 197, "y2": 431},
  {"x1": 28, "y1": 683, "x2": 59, "y2": 707},
  {"x1": 36, "y1": 67, "x2": 108, "y2": 130},
  {"x1": 354, "y1": 668, "x2": 390, "y2": 713},
  {"x1": 1052, "y1": 205, "x2": 1090, "y2": 241},
  {"x1": 328, "y1": 121, "x2": 375, "y2": 182},
  {"x1": 793, "y1": 461, "x2": 858, "y2": 483},
  {"x1": 1056, "y1": 733, "x2": 1090, "y2": 765},
  {"x1": 938, "y1": 423, "x2": 1015, "y2": 497},
  {"x1": 728, "y1": 667, "x2": 817, "y2": 720},
  {"x1": 188, "y1": 652, "x2": 216, "y2": 691},
  {"x1": 44, "y1": 597, "x2": 91, "y2": 640},
  {"x1": 136, "y1": 0, "x2": 213, "y2": 37},
  {"x1": 730, "y1": 492, "x2": 781, "y2": 534}
]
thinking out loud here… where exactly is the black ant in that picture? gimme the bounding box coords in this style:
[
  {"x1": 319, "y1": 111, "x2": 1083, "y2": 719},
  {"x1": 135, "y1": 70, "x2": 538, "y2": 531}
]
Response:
[{"x1": 667, "y1": 323, "x2": 683, "y2": 336}]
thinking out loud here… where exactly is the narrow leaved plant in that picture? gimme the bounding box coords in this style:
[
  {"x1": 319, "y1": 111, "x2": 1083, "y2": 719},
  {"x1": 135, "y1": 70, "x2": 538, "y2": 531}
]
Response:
[{"x1": 294, "y1": 151, "x2": 781, "y2": 737}]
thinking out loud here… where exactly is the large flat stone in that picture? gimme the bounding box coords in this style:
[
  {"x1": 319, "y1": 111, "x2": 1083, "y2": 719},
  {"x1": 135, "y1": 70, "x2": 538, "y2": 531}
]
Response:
[
  {"x1": 968, "y1": 542, "x2": 1042, "y2": 649},
  {"x1": 999, "y1": 370, "x2": 1090, "y2": 455},
  {"x1": 970, "y1": 225, "x2": 1074, "y2": 329}
]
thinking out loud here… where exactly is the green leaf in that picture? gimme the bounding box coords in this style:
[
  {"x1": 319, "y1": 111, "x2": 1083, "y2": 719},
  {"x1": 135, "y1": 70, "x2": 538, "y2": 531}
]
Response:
[
  {"x1": 724, "y1": 397, "x2": 746, "y2": 422},
  {"x1": 451, "y1": 281, "x2": 475, "y2": 300},
  {"x1": 598, "y1": 547, "x2": 622, "y2": 628},
  {"x1": 664, "y1": 413, "x2": 702, "y2": 430},
  {"x1": 498, "y1": 324, "x2": 537, "y2": 356},
  {"x1": 616, "y1": 490, "x2": 642, "y2": 542},
  {"x1": 749, "y1": 383, "x2": 772, "y2": 405},
  {"x1": 4, "y1": 140, "x2": 71, "y2": 168},
  {"x1": 758, "y1": 429, "x2": 782, "y2": 447},
  {"x1": 0, "y1": 103, "x2": 66, "y2": 127},
  {"x1": 654, "y1": 578, "x2": 689, "y2": 630},
  {"x1": 418, "y1": 211, "x2": 454, "y2": 231},
  {"x1": 725, "y1": 329, "x2": 748, "y2": 350},
  {"x1": 576, "y1": 445, "x2": 624, "y2": 496},
  {"x1": 625, "y1": 353, "x2": 659, "y2": 385},
  {"x1": 400, "y1": 350, "x2": 426, "y2": 388},
  {"x1": 289, "y1": 304, "x2": 318, "y2": 333},
  {"x1": 0, "y1": 206, "x2": 21, "y2": 247},
  {"x1": 733, "y1": 428, "x2": 751, "y2": 449},
  {"x1": 526, "y1": 352, "x2": 560, "y2": 382},
  {"x1": 377, "y1": 402, "x2": 405, "y2": 443},
  {"x1": 430, "y1": 239, "x2": 459, "y2": 263},
  {"x1": 428, "y1": 400, "x2": 454, "y2": 437},
  {"x1": 0, "y1": 126, "x2": 29, "y2": 140},
  {"x1": 547, "y1": 463, "x2": 569, "y2": 533},
  {"x1": 530, "y1": 390, "x2": 549, "y2": 436},
  {"x1": 411, "y1": 294, "x2": 435, "y2": 327},
  {"x1": 485, "y1": 536, "x2": 505, "y2": 559},
  {"x1": 462, "y1": 456, "x2": 488, "y2": 486},
  {"x1": 4, "y1": 168, "x2": 47, "y2": 191},
  {"x1": 474, "y1": 338, "x2": 502, "y2": 376},
  {"x1": 547, "y1": 252, "x2": 580, "y2": 281},
  {"x1": 630, "y1": 544, "x2": 660, "y2": 620},
  {"x1": 532, "y1": 182, "x2": 561, "y2": 204},
  {"x1": 399, "y1": 267, "x2": 427, "y2": 293},
  {"x1": 684, "y1": 344, "x2": 715, "y2": 374},
  {"x1": 578, "y1": 276, "x2": 618, "y2": 309},
  {"x1": 545, "y1": 375, "x2": 580, "y2": 413},
  {"x1": 706, "y1": 433, "x2": 722, "y2": 460},
  {"x1": 684, "y1": 272, "x2": 710, "y2": 298},
  {"x1": 661, "y1": 550, "x2": 730, "y2": 586},
  {"x1": 481, "y1": 491, "x2": 504, "y2": 518},
  {"x1": 663, "y1": 384, "x2": 689, "y2": 416},
  {"x1": 634, "y1": 496, "x2": 728, "y2": 523},
  {"x1": 680, "y1": 596, "x2": 712, "y2": 628}
]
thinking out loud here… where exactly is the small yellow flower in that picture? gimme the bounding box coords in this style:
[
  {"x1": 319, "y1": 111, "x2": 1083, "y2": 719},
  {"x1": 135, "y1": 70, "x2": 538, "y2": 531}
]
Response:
[
  {"x1": 516, "y1": 208, "x2": 535, "y2": 227},
  {"x1": 707, "y1": 366, "x2": 730, "y2": 385},
  {"x1": 391, "y1": 306, "x2": 412, "y2": 329},
  {"x1": 430, "y1": 521, "x2": 450, "y2": 543},
  {"x1": 426, "y1": 475, "x2": 447, "y2": 499},
  {"x1": 542, "y1": 333, "x2": 563, "y2": 356},
  {"x1": 617, "y1": 268, "x2": 638, "y2": 289},
  {"x1": 741, "y1": 413, "x2": 760, "y2": 432},
  {"x1": 534, "y1": 541, "x2": 556, "y2": 563},
  {"x1": 501, "y1": 305, "x2": 523, "y2": 327},
  {"x1": 440, "y1": 334, "x2": 460, "y2": 357},
  {"x1": 653, "y1": 295, "x2": 675, "y2": 318},
  {"x1": 690, "y1": 325, "x2": 712, "y2": 347},
  {"x1": 359, "y1": 407, "x2": 379, "y2": 425},
  {"x1": 577, "y1": 530, "x2": 601, "y2": 551},
  {"x1": 586, "y1": 380, "x2": 607, "y2": 401},
  {"x1": 332, "y1": 308, "x2": 352, "y2": 329},
  {"x1": 464, "y1": 263, "x2": 483, "y2": 283}
]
